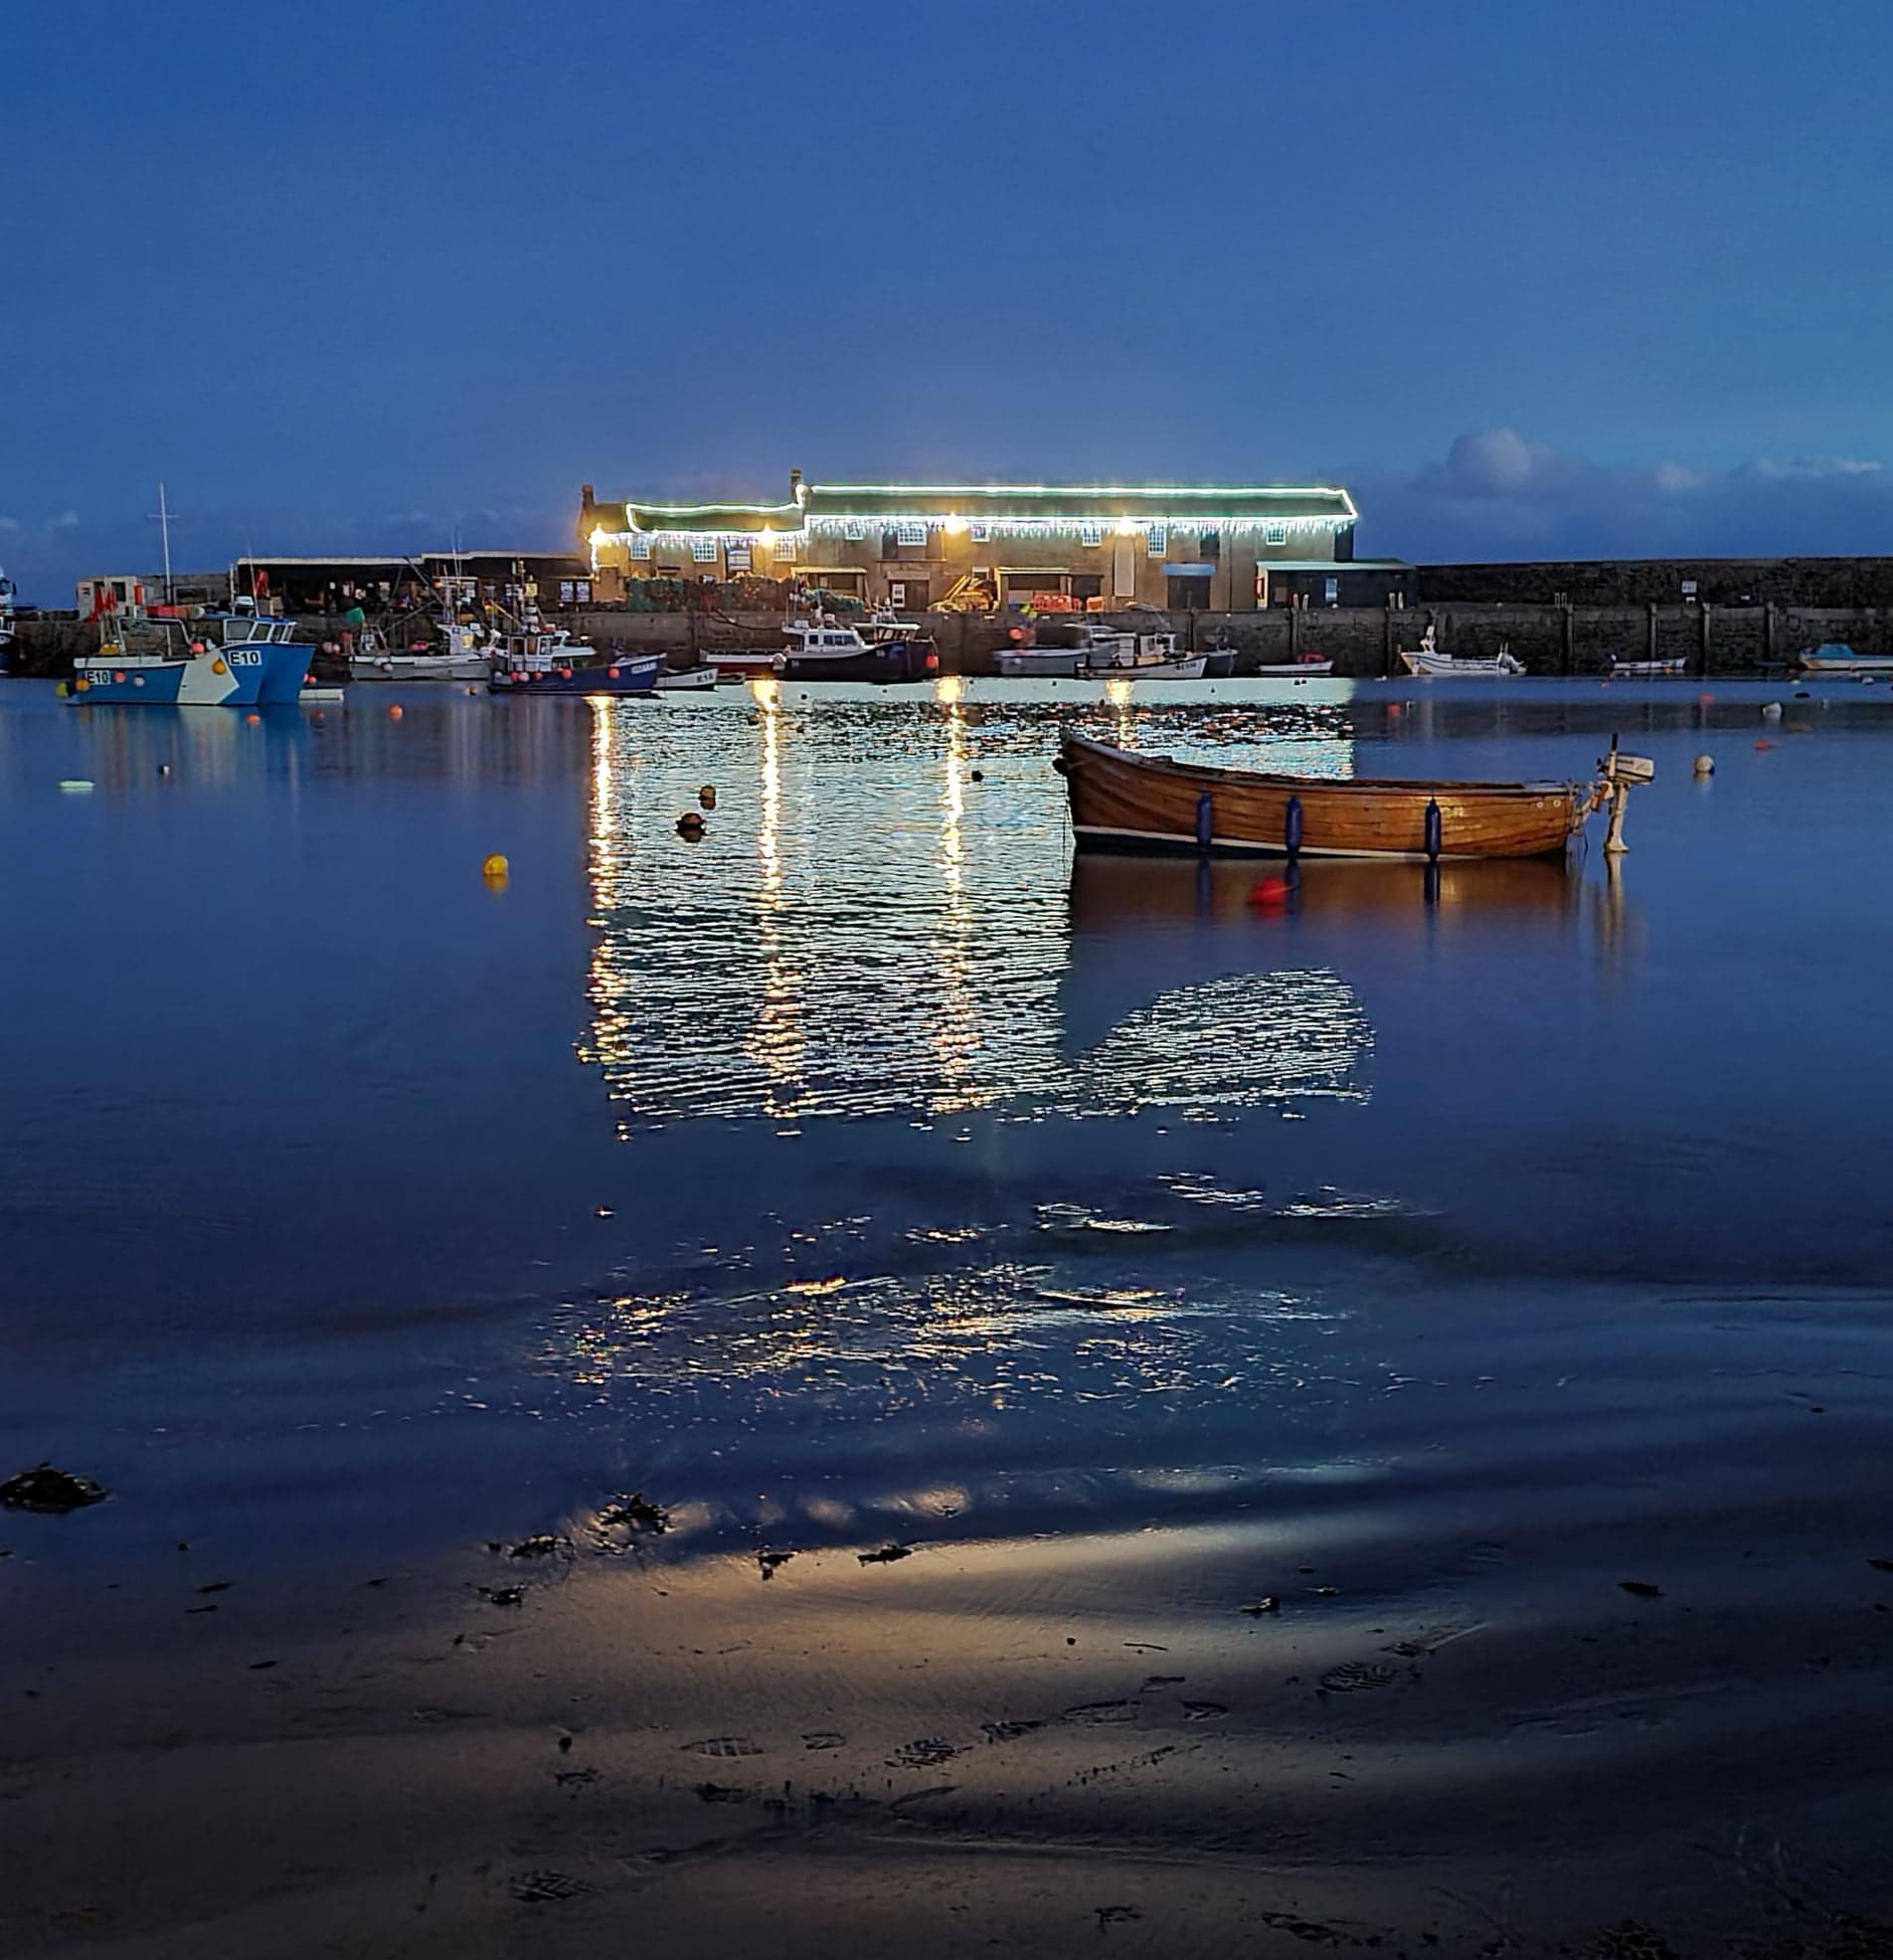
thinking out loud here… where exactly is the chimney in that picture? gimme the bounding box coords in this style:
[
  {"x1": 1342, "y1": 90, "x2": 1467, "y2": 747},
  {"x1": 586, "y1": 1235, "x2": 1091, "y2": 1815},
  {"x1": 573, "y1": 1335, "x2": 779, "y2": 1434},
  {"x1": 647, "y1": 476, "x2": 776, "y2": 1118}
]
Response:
[
  {"x1": 789, "y1": 467, "x2": 803, "y2": 500},
  {"x1": 581, "y1": 484, "x2": 595, "y2": 509}
]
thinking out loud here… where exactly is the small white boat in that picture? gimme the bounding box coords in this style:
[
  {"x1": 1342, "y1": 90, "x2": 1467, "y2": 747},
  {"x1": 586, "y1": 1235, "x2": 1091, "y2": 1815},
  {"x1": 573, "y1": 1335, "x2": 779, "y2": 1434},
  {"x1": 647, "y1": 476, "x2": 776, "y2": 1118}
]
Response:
[
  {"x1": 652, "y1": 663, "x2": 720, "y2": 692},
  {"x1": 705, "y1": 646, "x2": 781, "y2": 679},
  {"x1": 774, "y1": 616, "x2": 936, "y2": 681},
  {"x1": 350, "y1": 621, "x2": 489, "y2": 682},
  {"x1": 1400, "y1": 626, "x2": 1524, "y2": 678},
  {"x1": 1608, "y1": 656, "x2": 1687, "y2": 677},
  {"x1": 1799, "y1": 642, "x2": 1893, "y2": 675},
  {"x1": 1253, "y1": 657, "x2": 1335, "y2": 677},
  {"x1": 1084, "y1": 630, "x2": 1208, "y2": 681},
  {"x1": 996, "y1": 621, "x2": 1124, "y2": 678}
]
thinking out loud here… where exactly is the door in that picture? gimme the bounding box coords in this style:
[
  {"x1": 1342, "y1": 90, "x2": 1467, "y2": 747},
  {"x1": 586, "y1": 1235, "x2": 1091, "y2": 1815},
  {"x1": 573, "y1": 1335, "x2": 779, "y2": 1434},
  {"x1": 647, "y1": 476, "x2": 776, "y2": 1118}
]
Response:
[{"x1": 1112, "y1": 539, "x2": 1136, "y2": 599}]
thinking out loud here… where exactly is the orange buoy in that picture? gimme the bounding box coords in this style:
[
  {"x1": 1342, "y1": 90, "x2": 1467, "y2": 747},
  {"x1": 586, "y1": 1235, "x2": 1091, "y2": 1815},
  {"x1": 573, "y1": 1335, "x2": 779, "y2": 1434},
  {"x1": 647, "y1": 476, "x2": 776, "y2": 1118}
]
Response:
[
  {"x1": 1247, "y1": 876, "x2": 1291, "y2": 910},
  {"x1": 1754, "y1": 738, "x2": 1774, "y2": 752},
  {"x1": 388, "y1": 704, "x2": 404, "y2": 719},
  {"x1": 245, "y1": 712, "x2": 260, "y2": 724}
]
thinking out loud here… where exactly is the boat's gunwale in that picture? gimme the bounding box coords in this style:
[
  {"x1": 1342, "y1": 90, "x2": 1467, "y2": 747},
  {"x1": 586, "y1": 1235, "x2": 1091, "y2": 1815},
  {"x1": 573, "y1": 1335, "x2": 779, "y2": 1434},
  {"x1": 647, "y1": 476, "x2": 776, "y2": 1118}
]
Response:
[{"x1": 1060, "y1": 730, "x2": 1582, "y2": 801}]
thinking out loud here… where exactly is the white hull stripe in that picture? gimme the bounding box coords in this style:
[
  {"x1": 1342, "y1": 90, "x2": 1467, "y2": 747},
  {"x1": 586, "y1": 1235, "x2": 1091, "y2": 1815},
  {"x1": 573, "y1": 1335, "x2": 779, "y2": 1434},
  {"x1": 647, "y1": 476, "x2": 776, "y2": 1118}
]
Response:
[{"x1": 1072, "y1": 821, "x2": 1546, "y2": 862}]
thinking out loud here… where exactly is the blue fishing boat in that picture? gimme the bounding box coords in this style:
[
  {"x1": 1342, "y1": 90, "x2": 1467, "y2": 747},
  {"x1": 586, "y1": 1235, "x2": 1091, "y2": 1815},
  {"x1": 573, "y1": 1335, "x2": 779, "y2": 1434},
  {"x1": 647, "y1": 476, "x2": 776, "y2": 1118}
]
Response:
[
  {"x1": 70, "y1": 612, "x2": 310, "y2": 707},
  {"x1": 487, "y1": 628, "x2": 661, "y2": 696}
]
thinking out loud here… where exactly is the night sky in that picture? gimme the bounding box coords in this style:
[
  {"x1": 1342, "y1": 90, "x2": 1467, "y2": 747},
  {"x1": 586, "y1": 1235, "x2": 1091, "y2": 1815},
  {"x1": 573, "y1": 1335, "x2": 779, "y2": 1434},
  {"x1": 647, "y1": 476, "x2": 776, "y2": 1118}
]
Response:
[{"x1": 5, "y1": 0, "x2": 1892, "y2": 601}]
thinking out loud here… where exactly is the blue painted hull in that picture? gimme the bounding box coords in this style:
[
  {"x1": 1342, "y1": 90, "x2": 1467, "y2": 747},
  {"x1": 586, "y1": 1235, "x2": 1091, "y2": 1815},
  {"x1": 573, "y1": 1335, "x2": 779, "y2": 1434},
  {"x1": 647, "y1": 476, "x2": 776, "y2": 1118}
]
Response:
[
  {"x1": 71, "y1": 655, "x2": 238, "y2": 705},
  {"x1": 488, "y1": 653, "x2": 661, "y2": 696}
]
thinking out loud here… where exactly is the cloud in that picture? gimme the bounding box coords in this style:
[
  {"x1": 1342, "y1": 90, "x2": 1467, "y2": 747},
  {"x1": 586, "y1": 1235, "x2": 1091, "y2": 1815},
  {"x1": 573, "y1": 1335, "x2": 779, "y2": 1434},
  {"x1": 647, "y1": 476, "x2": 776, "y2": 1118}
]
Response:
[
  {"x1": 51, "y1": 510, "x2": 80, "y2": 530},
  {"x1": 0, "y1": 515, "x2": 19, "y2": 532},
  {"x1": 1349, "y1": 429, "x2": 1893, "y2": 563}
]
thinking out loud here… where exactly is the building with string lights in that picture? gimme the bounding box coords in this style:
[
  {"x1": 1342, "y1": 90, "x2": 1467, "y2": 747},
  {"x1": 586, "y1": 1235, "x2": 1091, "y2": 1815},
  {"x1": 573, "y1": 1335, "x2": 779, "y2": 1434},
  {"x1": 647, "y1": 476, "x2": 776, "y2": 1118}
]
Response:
[{"x1": 580, "y1": 472, "x2": 1409, "y2": 612}]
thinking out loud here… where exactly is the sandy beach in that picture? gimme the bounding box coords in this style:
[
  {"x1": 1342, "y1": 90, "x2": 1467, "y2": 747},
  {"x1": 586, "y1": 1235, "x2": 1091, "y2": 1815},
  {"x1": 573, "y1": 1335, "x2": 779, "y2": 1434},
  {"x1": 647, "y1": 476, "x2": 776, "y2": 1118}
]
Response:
[{"x1": 8, "y1": 1497, "x2": 1893, "y2": 1958}]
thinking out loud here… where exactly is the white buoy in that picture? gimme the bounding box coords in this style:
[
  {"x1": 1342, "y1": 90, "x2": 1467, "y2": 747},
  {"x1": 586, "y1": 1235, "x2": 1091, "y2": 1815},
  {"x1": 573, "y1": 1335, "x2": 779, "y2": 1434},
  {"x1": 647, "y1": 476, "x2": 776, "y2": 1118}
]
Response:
[
  {"x1": 1762, "y1": 701, "x2": 1784, "y2": 720},
  {"x1": 1693, "y1": 754, "x2": 1715, "y2": 777}
]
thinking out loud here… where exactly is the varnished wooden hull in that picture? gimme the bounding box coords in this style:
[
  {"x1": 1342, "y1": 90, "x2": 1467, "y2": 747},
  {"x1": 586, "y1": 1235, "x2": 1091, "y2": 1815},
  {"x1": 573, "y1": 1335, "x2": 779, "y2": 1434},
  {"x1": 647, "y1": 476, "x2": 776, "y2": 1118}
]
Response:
[{"x1": 1059, "y1": 732, "x2": 1590, "y2": 861}]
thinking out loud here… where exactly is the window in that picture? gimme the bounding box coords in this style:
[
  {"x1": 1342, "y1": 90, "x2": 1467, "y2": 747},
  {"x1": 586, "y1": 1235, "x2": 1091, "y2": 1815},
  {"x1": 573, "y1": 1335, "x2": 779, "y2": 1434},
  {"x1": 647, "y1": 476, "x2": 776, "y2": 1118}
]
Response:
[
  {"x1": 691, "y1": 536, "x2": 719, "y2": 563},
  {"x1": 1263, "y1": 521, "x2": 1287, "y2": 546},
  {"x1": 627, "y1": 533, "x2": 650, "y2": 561},
  {"x1": 1145, "y1": 525, "x2": 1167, "y2": 558},
  {"x1": 1078, "y1": 521, "x2": 1101, "y2": 547},
  {"x1": 726, "y1": 541, "x2": 752, "y2": 572},
  {"x1": 881, "y1": 529, "x2": 901, "y2": 560},
  {"x1": 844, "y1": 519, "x2": 867, "y2": 542},
  {"x1": 969, "y1": 521, "x2": 990, "y2": 543},
  {"x1": 897, "y1": 519, "x2": 927, "y2": 547},
  {"x1": 1200, "y1": 530, "x2": 1221, "y2": 559}
]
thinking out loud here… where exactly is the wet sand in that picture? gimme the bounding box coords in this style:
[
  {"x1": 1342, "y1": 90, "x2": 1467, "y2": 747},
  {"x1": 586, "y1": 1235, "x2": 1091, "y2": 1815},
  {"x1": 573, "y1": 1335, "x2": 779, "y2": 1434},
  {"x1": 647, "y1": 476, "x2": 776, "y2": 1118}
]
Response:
[{"x1": 8, "y1": 1513, "x2": 1893, "y2": 1958}]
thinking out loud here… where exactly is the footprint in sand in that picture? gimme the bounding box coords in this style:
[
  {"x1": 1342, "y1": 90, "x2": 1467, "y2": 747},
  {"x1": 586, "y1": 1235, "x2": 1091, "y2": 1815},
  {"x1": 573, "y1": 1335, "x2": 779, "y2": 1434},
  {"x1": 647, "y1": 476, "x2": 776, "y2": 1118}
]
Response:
[
  {"x1": 508, "y1": 1871, "x2": 594, "y2": 1904},
  {"x1": 1062, "y1": 1700, "x2": 1140, "y2": 1725},
  {"x1": 685, "y1": 1735, "x2": 765, "y2": 1758},
  {"x1": 1382, "y1": 1624, "x2": 1480, "y2": 1659},
  {"x1": 981, "y1": 1718, "x2": 1045, "y2": 1743},
  {"x1": 888, "y1": 1736, "x2": 959, "y2": 1768},
  {"x1": 1318, "y1": 1663, "x2": 1397, "y2": 1693},
  {"x1": 801, "y1": 1730, "x2": 846, "y2": 1751},
  {"x1": 1182, "y1": 1700, "x2": 1228, "y2": 1721}
]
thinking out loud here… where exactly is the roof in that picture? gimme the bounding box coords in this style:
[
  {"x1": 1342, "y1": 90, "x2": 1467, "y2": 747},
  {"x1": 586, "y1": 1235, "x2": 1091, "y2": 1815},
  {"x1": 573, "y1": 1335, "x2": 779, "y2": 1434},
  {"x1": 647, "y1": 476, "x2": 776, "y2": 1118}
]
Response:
[
  {"x1": 232, "y1": 550, "x2": 581, "y2": 568},
  {"x1": 586, "y1": 479, "x2": 1357, "y2": 538},
  {"x1": 1262, "y1": 558, "x2": 1413, "y2": 571},
  {"x1": 805, "y1": 482, "x2": 1356, "y2": 525}
]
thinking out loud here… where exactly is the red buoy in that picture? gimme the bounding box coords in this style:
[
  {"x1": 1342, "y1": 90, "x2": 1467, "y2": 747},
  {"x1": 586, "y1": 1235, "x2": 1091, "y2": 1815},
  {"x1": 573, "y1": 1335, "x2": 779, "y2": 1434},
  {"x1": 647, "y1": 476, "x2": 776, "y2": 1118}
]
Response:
[{"x1": 1247, "y1": 876, "x2": 1291, "y2": 910}]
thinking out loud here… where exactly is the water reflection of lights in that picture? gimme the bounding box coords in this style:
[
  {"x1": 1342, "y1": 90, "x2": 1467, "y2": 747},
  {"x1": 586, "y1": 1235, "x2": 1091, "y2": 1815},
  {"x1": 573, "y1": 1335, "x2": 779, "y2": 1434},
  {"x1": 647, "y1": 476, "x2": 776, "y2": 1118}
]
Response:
[
  {"x1": 932, "y1": 673, "x2": 977, "y2": 1107},
  {"x1": 747, "y1": 672, "x2": 803, "y2": 1115},
  {"x1": 580, "y1": 688, "x2": 1378, "y2": 1128},
  {"x1": 1104, "y1": 676, "x2": 1133, "y2": 744}
]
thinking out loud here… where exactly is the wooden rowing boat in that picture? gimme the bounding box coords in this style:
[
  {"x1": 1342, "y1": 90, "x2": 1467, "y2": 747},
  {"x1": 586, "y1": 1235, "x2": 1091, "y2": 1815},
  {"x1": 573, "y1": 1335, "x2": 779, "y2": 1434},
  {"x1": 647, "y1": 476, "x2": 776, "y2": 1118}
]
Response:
[{"x1": 1056, "y1": 731, "x2": 1602, "y2": 860}]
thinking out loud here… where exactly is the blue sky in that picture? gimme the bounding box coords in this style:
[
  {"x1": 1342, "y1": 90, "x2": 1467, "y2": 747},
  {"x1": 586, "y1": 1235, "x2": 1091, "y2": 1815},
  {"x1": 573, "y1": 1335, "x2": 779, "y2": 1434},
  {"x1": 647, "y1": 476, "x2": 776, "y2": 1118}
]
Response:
[{"x1": 5, "y1": 0, "x2": 1892, "y2": 601}]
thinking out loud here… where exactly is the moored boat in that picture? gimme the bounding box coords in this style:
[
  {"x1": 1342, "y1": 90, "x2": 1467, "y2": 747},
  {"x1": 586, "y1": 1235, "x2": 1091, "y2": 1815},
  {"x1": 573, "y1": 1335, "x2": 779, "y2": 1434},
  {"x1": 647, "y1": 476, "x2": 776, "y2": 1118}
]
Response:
[
  {"x1": 1084, "y1": 630, "x2": 1207, "y2": 680},
  {"x1": 71, "y1": 611, "x2": 309, "y2": 706},
  {"x1": 652, "y1": 662, "x2": 720, "y2": 692},
  {"x1": 774, "y1": 616, "x2": 937, "y2": 682},
  {"x1": 487, "y1": 629, "x2": 661, "y2": 695},
  {"x1": 1253, "y1": 655, "x2": 1336, "y2": 677},
  {"x1": 996, "y1": 621, "x2": 1122, "y2": 678},
  {"x1": 350, "y1": 621, "x2": 490, "y2": 682},
  {"x1": 1799, "y1": 642, "x2": 1893, "y2": 675},
  {"x1": 1400, "y1": 625, "x2": 1524, "y2": 678},
  {"x1": 1609, "y1": 655, "x2": 1688, "y2": 676},
  {"x1": 1055, "y1": 730, "x2": 1609, "y2": 860}
]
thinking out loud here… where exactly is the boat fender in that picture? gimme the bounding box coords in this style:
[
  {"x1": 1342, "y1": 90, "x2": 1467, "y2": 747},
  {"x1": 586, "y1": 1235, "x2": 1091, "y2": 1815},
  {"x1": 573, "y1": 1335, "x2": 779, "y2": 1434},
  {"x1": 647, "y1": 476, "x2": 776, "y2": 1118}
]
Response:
[
  {"x1": 606, "y1": 666, "x2": 619, "y2": 679},
  {"x1": 1693, "y1": 754, "x2": 1715, "y2": 777},
  {"x1": 1424, "y1": 799, "x2": 1443, "y2": 861},
  {"x1": 1284, "y1": 794, "x2": 1302, "y2": 856},
  {"x1": 1194, "y1": 791, "x2": 1213, "y2": 851},
  {"x1": 1761, "y1": 702, "x2": 1784, "y2": 720}
]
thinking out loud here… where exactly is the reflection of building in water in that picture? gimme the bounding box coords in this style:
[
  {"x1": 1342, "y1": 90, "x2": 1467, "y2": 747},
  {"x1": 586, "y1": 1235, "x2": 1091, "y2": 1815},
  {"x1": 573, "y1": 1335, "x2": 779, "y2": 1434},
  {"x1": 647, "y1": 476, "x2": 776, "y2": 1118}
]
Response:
[{"x1": 579, "y1": 685, "x2": 1375, "y2": 1128}]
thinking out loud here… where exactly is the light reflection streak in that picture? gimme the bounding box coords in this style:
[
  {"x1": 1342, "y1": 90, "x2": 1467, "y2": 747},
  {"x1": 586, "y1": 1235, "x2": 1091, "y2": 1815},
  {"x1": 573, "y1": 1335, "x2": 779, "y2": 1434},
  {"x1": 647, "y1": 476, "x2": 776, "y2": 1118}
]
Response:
[
  {"x1": 931, "y1": 674, "x2": 977, "y2": 1107},
  {"x1": 746, "y1": 674, "x2": 804, "y2": 1116}
]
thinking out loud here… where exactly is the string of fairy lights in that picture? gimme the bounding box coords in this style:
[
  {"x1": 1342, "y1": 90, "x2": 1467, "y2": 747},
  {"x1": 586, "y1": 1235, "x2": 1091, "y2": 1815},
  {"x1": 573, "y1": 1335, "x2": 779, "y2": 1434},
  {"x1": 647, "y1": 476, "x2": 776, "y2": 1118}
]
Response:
[{"x1": 586, "y1": 482, "x2": 1356, "y2": 570}]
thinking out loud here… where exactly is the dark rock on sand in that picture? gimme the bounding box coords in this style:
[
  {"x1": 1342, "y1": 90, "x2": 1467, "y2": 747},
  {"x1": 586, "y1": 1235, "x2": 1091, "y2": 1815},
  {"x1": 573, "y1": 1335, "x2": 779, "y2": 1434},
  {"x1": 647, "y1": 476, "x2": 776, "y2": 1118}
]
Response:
[{"x1": 0, "y1": 1465, "x2": 108, "y2": 1514}]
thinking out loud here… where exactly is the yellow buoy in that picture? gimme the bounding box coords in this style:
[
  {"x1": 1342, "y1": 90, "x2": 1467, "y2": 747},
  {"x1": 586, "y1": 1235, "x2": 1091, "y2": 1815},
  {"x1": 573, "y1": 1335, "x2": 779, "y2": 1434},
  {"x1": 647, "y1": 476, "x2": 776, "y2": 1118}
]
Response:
[
  {"x1": 482, "y1": 853, "x2": 510, "y2": 881},
  {"x1": 698, "y1": 785, "x2": 717, "y2": 809}
]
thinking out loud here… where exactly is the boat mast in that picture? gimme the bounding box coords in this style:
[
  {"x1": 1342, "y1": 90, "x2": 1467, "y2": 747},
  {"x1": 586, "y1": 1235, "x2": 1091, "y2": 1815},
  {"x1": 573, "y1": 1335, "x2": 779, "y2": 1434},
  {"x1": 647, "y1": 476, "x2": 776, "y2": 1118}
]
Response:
[{"x1": 150, "y1": 481, "x2": 177, "y2": 604}]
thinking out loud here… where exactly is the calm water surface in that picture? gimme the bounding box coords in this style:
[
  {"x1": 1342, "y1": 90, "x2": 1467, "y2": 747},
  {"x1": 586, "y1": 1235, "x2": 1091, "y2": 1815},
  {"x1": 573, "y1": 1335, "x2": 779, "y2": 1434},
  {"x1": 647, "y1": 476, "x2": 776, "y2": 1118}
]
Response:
[{"x1": 4, "y1": 673, "x2": 1892, "y2": 1589}]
